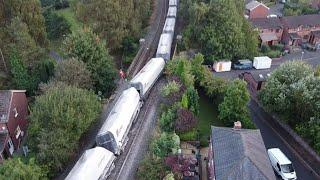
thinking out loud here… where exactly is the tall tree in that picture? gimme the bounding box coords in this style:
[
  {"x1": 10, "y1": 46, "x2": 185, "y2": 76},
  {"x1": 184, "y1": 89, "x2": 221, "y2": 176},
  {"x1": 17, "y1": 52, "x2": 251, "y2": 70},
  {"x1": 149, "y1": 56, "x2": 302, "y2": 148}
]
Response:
[
  {"x1": 64, "y1": 28, "x2": 117, "y2": 96},
  {"x1": 3, "y1": 0, "x2": 47, "y2": 45},
  {"x1": 28, "y1": 84, "x2": 101, "y2": 176},
  {"x1": 218, "y1": 79, "x2": 254, "y2": 128}
]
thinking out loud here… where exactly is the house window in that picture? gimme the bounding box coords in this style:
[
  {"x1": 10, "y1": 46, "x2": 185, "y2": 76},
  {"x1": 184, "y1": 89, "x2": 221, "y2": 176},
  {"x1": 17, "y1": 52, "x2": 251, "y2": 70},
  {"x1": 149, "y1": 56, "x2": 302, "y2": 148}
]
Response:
[
  {"x1": 276, "y1": 29, "x2": 280, "y2": 33},
  {"x1": 7, "y1": 138, "x2": 14, "y2": 155},
  {"x1": 15, "y1": 126, "x2": 21, "y2": 139},
  {"x1": 13, "y1": 108, "x2": 18, "y2": 118}
]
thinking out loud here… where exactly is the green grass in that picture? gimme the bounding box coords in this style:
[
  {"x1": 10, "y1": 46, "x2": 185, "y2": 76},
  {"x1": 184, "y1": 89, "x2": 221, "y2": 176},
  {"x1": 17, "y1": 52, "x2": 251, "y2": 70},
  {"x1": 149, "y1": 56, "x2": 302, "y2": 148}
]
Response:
[
  {"x1": 197, "y1": 90, "x2": 223, "y2": 146},
  {"x1": 56, "y1": 7, "x2": 82, "y2": 33}
]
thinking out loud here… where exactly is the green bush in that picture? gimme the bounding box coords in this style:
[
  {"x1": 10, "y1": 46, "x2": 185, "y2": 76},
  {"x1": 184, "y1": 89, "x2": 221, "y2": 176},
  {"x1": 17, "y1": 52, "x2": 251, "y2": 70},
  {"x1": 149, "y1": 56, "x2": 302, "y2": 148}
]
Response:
[
  {"x1": 271, "y1": 44, "x2": 284, "y2": 51},
  {"x1": 261, "y1": 44, "x2": 271, "y2": 53},
  {"x1": 151, "y1": 133, "x2": 179, "y2": 158},
  {"x1": 159, "y1": 107, "x2": 177, "y2": 133},
  {"x1": 266, "y1": 50, "x2": 281, "y2": 58},
  {"x1": 44, "y1": 10, "x2": 71, "y2": 40},
  {"x1": 178, "y1": 129, "x2": 196, "y2": 141},
  {"x1": 161, "y1": 81, "x2": 180, "y2": 97}
]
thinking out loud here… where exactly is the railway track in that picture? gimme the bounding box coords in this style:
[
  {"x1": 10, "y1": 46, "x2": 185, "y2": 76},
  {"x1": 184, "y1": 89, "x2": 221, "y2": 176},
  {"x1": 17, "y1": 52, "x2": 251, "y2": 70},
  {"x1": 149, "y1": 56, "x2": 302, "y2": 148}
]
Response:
[{"x1": 127, "y1": 0, "x2": 168, "y2": 77}]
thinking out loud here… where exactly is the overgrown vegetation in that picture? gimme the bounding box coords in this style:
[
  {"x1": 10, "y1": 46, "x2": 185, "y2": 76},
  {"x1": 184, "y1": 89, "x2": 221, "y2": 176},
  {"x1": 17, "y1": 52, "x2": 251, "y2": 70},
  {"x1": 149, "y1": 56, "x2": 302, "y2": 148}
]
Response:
[
  {"x1": 284, "y1": 0, "x2": 319, "y2": 16},
  {"x1": 259, "y1": 61, "x2": 320, "y2": 154},
  {"x1": 180, "y1": 0, "x2": 259, "y2": 63}
]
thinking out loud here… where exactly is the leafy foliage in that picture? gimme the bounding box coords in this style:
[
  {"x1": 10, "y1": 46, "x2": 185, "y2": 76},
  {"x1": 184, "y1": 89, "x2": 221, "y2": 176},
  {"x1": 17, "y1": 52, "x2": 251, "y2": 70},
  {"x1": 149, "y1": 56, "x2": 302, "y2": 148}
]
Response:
[
  {"x1": 0, "y1": 158, "x2": 47, "y2": 180},
  {"x1": 76, "y1": 0, "x2": 152, "y2": 50},
  {"x1": 219, "y1": 79, "x2": 254, "y2": 128},
  {"x1": 315, "y1": 65, "x2": 320, "y2": 77},
  {"x1": 40, "y1": 0, "x2": 69, "y2": 9},
  {"x1": 175, "y1": 108, "x2": 198, "y2": 133},
  {"x1": 161, "y1": 81, "x2": 181, "y2": 97},
  {"x1": 181, "y1": 0, "x2": 258, "y2": 62},
  {"x1": 159, "y1": 106, "x2": 177, "y2": 133},
  {"x1": 28, "y1": 85, "x2": 101, "y2": 176},
  {"x1": 136, "y1": 154, "x2": 169, "y2": 180},
  {"x1": 54, "y1": 58, "x2": 93, "y2": 89},
  {"x1": 259, "y1": 61, "x2": 320, "y2": 154},
  {"x1": 44, "y1": 10, "x2": 71, "y2": 40},
  {"x1": 64, "y1": 28, "x2": 117, "y2": 96},
  {"x1": 151, "y1": 133, "x2": 180, "y2": 158},
  {"x1": 9, "y1": 51, "x2": 38, "y2": 95},
  {"x1": 185, "y1": 87, "x2": 200, "y2": 115}
]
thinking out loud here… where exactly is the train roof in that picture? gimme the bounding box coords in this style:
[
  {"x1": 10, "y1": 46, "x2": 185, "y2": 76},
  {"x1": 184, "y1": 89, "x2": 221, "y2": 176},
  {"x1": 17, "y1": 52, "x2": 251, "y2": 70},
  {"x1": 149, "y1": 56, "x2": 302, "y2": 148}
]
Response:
[
  {"x1": 169, "y1": 0, "x2": 178, "y2": 6},
  {"x1": 157, "y1": 33, "x2": 173, "y2": 55},
  {"x1": 163, "y1": 18, "x2": 176, "y2": 33},
  {"x1": 167, "y1": 6, "x2": 177, "y2": 17},
  {"x1": 131, "y1": 58, "x2": 165, "y2": 85},
  {"x1": 66, "y1": 147, "x2": 115, "y2": 180},
  {"x1": 97, "y1": 87, "x2": 140, "y2": 142}
]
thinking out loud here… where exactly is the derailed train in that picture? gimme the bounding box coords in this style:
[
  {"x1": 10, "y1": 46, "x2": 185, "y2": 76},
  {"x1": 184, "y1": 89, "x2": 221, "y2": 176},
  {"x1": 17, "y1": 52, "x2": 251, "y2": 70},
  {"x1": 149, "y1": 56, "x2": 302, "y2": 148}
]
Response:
[{"x1": 66, "y1": 0, "x2": 178, "y2": 179}]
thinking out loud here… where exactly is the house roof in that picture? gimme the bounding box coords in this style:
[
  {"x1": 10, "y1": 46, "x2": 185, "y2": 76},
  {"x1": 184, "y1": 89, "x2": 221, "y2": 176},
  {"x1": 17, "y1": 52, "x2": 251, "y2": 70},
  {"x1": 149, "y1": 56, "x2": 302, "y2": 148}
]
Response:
[
  {"x1": 0, "y1": 91, "x2": 12, "y2": 123},
  {"x1": 0, "y1": 90, "x2": 26, "y2": 123},
  {"x1": 211, "y1": 126, "x2": 276, "y2": 180},
  {"x1": 245, "y1": 1, "x2": 269, "y2": 11},
  {"x1": 260, "y1": 33, "x2": 278, "y2": 42},
  {"x1": 282, "y1": 14, "x2": 320, "y2": 28},
  {"x1": 250, "y1": 18, "x2": 282, "y2": 29},
  {"x1": 311, "y1": 30, "x2": 320, "y2": 37}
]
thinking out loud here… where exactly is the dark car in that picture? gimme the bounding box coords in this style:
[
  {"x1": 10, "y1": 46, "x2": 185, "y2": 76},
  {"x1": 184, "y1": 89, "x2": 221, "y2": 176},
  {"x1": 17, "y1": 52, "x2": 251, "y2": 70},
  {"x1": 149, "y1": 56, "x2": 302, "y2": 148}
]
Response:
[{"x1": 232, "y1": 60, "x2": 253, "y2": 70}]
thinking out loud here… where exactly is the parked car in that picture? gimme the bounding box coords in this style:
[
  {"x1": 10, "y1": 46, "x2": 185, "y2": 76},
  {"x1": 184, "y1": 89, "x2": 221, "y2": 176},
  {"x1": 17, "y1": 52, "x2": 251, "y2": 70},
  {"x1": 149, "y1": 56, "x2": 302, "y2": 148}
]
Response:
[
  {"x1": 267, "y1": 148, "x2": 297, "y2": 180},
  {"x1": 232, "y1": 59, "x2": 253, "y2": 70}
]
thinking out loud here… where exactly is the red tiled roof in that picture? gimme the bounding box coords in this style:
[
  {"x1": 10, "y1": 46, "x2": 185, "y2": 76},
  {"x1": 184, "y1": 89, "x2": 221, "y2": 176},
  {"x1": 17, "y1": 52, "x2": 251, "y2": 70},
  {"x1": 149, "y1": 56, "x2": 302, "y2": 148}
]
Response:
[{"x1": 282, "y1": 14, "x2": 320, "y2": 28}]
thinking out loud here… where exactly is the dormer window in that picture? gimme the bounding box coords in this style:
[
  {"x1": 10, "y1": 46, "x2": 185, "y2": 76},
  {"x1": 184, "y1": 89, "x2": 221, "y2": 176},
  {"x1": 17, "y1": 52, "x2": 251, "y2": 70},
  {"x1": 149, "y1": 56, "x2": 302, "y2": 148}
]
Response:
[{"x1": 13, "y1": 108, "x2": 18, "y2": 118}]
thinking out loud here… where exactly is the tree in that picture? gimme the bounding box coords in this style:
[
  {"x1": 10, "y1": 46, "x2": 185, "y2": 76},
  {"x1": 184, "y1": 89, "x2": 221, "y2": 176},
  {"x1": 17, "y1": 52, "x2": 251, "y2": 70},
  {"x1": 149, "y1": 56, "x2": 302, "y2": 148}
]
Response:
[
  {"x1": 9, "y1": 50, "x2": 37, "y2": 95},
  {"x1": 3, "y1": 0, "x2": 47, "y2": 45},
  {"x1": 64, "y1": 28, "x2": 117, "y2": 96},
  {"x1": 6, "y1": 17, "x2": 46, "y2": 67},
  {"x1": 44, "y1": 10, "x2": 71, "y2": 40},
  {"x1": 78, "y1": 0, "x2": 152, "y2": 50},
  {"x1": 161, "y1": 81, "x2": 180, "y2": 97},
  {"x1": 136, "y1": 154, "x2": 168, "y2": 180},
  {"x1": 185, "y1": 87, "x2": 200, "y2": 115},
  {"x1": 0, "y1": 157, "x2": 47, "y2": 180},
  {"x1": 54, "y1": 58, "x2": 93, "y2": 89},
  {"x1": 151, "y1": 133, "x2": 180, "y2": 158},
  {"x1": 218, "y1": 79, "x2": 254, "y2": 128},
  {"x1": 28, "y1": 84, "x2": 101, "y2": 176},
  {"x1": 175, "y1": 108, "x2": 197, "y2": 133}
]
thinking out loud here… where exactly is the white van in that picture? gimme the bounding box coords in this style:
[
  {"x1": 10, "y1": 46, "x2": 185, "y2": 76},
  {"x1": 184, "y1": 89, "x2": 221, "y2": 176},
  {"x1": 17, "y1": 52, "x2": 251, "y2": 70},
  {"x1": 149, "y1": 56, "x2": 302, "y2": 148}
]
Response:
[{"x1": 267, "y1": 148, "x2": 297, "y2": 180}]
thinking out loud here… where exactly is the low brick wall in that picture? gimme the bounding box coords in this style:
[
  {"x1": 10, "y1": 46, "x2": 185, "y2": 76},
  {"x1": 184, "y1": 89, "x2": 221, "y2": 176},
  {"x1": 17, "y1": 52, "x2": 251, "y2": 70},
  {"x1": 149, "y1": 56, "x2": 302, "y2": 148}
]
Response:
[{"x1": 254, "y1": 100, "x2": 320, "y2": 177}]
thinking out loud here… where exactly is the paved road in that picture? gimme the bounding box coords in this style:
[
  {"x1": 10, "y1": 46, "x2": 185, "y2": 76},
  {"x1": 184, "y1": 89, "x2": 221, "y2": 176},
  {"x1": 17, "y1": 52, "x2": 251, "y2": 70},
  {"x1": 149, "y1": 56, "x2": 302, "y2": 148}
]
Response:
[
  {"x1": 213, "y1": 50, "x2": 320, "y2": 79},
  {"x1": 249, "y1": 100, "x2": 319, "y2": 180}
]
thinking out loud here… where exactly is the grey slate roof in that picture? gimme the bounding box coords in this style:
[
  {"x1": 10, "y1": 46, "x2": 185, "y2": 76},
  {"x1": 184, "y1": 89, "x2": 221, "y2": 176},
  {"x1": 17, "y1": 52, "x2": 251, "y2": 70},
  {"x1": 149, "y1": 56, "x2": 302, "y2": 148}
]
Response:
[
  {"x1": 211, "y1": 126, "x2": 276, "y2": 180},
  {"x1": 0, "y1": 91, "x2": 11, "y2": 123},
  {"x1": 250, "y1": 18, "x2": 282, "y2": 29},
  {"x1": 246, "y1": 1, "x2": 269, "y2": 11},
  {"x1": 282, "y1": 14, "x2": 320, "y2": 28}
]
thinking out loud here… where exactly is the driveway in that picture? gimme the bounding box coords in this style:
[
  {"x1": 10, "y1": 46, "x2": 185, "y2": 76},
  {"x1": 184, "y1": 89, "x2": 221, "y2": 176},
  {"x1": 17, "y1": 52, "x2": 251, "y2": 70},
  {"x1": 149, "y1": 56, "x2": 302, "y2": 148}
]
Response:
[{"x1": 268, "y1": 3, "x2": 284, "y2": 17}]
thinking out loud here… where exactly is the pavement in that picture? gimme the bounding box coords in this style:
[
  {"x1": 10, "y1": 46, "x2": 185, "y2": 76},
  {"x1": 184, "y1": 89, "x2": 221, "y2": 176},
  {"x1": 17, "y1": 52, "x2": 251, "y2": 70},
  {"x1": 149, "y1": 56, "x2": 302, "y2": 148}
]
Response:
[{"x1": 249, "y1": 100, "x2": 319, "y2": 180}]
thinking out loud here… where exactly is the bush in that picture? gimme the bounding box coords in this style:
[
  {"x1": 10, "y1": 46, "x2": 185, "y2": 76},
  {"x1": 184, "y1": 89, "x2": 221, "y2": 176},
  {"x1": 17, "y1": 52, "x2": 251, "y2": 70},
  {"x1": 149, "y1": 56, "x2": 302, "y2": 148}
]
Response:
[
  {"x1": 261, "y1": 44, "x2": 271, "y2": 53},
  {"x1": 136, "y1": 154, "x2": 169, "y2": 180},
  {"x1": 161, "y1": 81, "x2": 180, "y2": 97},
  {"x1": 266, "y1": 50, "x2": 281, "y2": 58},
  {"x1": 159, "y1": 107, "x2": 177, "y2": 133},
  {"x1": 151, "y1": 133, "x2": 179, "y2": 158},
  {"x1": 271, "y1": 44, "x2": 284, "y2": 51},
  {"x1": 175, "y1": 108, "x2": 197, "y2": 133},
  {"x1": 178, "y1": 129, "x2": 197, "y2": 141}
]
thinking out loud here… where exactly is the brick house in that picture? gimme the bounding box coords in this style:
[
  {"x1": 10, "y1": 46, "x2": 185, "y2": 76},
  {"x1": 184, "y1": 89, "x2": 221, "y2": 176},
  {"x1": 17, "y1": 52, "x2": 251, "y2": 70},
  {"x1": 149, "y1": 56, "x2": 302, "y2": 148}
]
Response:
[
  {"x1": 281, "y1": 14, "x2": 320, "y2": 46},
  {"x1": 0, "y1": 90, "x2": 28, "y2": 162},
  {"x1": 207, "y1": 123, "x2": 276, "y2": 180},
  {"x1": 309, "y1": 30, "x2": 320, "y2": 49},
  {"x1": 245, "y1": 1, "x2": 270, "y2": 19},
  {"x1": 250, "y1": 17, "x2": 283, "y2": 46}
]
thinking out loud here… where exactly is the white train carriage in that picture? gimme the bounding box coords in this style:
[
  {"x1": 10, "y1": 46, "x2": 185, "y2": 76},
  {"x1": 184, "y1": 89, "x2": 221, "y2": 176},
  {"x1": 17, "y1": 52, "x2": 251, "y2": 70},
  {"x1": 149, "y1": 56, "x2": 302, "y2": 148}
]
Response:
[
  {"x1": 163, "y1": 17, "x2": 176, "y2": 34},
  {"x1": 66, "y1": 147, "x2": 116, "y2": 180},
  {"x1": 96, "y1": 87, "x2": 141, "y2": 155},
  {"x1": 156, "y1": 33, "x2": 173, "y2": 62},
  {"x1": 169, "y1": 0, "x2": 178, "y2": 7},
  {"x1": 130, "y1": 58, "x2": 166, "y2": 98},
  {"x1": 167, "y1": 6, "x2": 177, "y2": 18}
]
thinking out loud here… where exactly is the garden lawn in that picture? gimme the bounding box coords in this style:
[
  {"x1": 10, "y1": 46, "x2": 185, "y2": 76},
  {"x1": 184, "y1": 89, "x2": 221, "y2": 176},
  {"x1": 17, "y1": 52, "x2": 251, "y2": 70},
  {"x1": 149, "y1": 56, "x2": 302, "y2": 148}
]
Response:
[{"x1": 197, "y1": 91, "x2": 223, "y2": 146}]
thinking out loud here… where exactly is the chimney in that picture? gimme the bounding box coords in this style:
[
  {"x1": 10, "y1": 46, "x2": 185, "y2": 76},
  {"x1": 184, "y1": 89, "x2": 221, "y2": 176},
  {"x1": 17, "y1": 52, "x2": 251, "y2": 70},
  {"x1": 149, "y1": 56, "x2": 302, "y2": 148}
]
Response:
[{"x1": 233, "y1": 121, "x2": 242, "y2": 130}]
